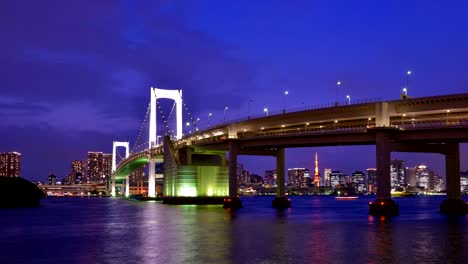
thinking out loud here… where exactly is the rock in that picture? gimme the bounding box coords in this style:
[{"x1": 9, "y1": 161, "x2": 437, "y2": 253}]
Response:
[{"x1": 0, "y1": 177, "x2": 45, "y2": 207}]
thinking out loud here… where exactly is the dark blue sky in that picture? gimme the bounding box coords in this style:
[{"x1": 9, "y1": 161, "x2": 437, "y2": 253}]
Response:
[{"x1": 1, "y1": 0, "x2": 467, "y2": 181}]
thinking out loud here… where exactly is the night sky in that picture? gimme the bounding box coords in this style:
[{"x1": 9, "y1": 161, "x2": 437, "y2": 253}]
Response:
[{"x1": 1, "y1": 1, "x2": 467, "y2": 181}]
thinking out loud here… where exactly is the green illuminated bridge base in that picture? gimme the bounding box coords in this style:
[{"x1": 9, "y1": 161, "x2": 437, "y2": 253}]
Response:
[{"x1": 113, "y1": 138, "x2": 239, "y2": 207}]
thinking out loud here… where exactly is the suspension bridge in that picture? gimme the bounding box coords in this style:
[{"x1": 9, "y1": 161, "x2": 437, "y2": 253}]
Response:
[{"x1": 111, "y1": 87, "x2": 468, "y2": 215}]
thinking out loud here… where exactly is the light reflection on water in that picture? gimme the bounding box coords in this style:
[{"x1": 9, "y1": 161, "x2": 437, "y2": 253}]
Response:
[{"x1": 0, "y1": 196, "x2": 467, "y2": 263}]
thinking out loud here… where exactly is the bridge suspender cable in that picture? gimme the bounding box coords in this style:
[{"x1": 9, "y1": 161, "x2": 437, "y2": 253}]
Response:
[
  {"x1": 182, "y1": 101, "x2": 199, "y2": 132},
  {"x1": 130, "y1": 101, "x2": 151, "y2": 154}
]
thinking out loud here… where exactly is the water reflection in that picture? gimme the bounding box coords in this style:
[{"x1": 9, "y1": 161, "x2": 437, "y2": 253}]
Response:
[{"x1": 2, "y1": 196, "x2": 468, "y2": 263}]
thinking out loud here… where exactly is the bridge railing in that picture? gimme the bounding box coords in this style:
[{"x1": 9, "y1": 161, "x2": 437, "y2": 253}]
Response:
[
  {"x1": 223, "y1": 97, "x2": 383, "y2": 125},
  {"x1": 180, "y1": 97, "x2": 382, "y2": 141},
  {"x1": 188, "y1": 118, "x2": 468, "y2": 145}
]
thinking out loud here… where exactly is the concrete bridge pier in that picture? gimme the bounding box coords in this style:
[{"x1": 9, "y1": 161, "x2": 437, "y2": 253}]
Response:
[
  {"x1": 148, "y1": 159, "x2": 156, "y2": 198},
  {"x1": 224, "y1": 141, "x2": 242, "y2": 209},
  {"x1": 369, "y1": 130, "x2": 399, "y2": 216},
  {"x1": 111, "y1": 175, "x2": 116, "y2": 197},
  {"x1": 125, "y1": 176, "x2": 130, "y2": 198},
  {"x1": 272, "y1": 148, "x2": 291, "y2": 208},
  {"x1": 440, "y1": 142, "x2": 468, "y2": 214}
]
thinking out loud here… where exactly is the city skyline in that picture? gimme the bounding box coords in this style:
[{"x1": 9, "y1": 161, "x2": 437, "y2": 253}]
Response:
[{"x1": 1, "y1": 1, "x2": 468, "y2": 181}]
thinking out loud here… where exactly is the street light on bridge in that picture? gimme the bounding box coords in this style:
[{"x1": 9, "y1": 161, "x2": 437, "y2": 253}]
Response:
[
  {"x1": 406, "y1": 70, "x2": 412, "y2": 91},
  {"x1": 283, "y1": 91, "x2": 288, "y2": 113},
  {"x1": 208, "y1": 113, "x2": 212, "y2": 128},
  {"x1": 223, "y1": 106, "x2": 228, "y2": 123},
  {"x1": 346, "y1": 95, "x2": 351, "y2": 105},
  {"x1": 336, "y1": 81, "x2": 342, "y2": 106},
  {"x1": 264, "y1": 107, "x2": 269, "y2": 116}
]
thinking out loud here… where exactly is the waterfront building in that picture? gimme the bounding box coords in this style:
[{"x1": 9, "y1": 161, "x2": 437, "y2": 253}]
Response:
[
  {"x1": 130, "y1": 167, "x2": 145, "y2": 185},
  {"x1": 47, "y1": 174, "x2": 57, "y2": 185},
  {"x1": 288, "y1": 168, "x2": 310, "y2": 188},
  {"x1": 86, "y1": 152, "x2": 112, "y2": 184},
  {"x1": 323, "y1": 168, "x2": 332, "y2": 187},
  {"x1": 416, "y1": 165, "x2": 430, "y2": 190},
  {"x1": 0, "y1": 152, "x2": 21, "y2": 177},
  {"x1": 406, "y1": 167, "x2": 417, "y2": 187},
  {"x1": 240, "y1": 170, "x2": 250, "y2": 185},
  {"x1": 329, "y1": 170, "x2": 342, "y2": 189},
  {"x1": 250, "y1": 174, "x2": 263, "y2": 185},
  {"x1": 103, "y1": 153, "x2": 112, "y2": 182},
  {"x1": 460, "y1": 170, "x2": 468, "y2": 193},
  {"x1": 351, "y1": 171, "x2": 366, "y2": 193},
  {"x1": 264, "y1": 170, "x2": 276, "y2": 186},
  {"x1": 70, "y1": 160, "x2": 86, "y2": 184},
  {"x1": 87, "y1": 152, "x2": 103, "y2": 183},
  {"x1": 434, "y1": 174, "x2": 444, "y2": 192},
  {"x1": 390, "y1": 159, "x2": 405, "y2": 189},
  {"x1": 366, "y1": 168, "x2": 377, "y2": 193}
]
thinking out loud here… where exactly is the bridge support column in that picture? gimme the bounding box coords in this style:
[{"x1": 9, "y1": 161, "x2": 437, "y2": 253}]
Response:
[
  {"x1": 273, "y1": 148, "x2": 291, "y2": 208},
  {"x1": 125, "y1": 176, "x2": 130, "y2": 198},
  {"x1": 224, "y1": 141, "x2": 242, "y2": 209},
  {"x1": 111, "y1": 175, "x2": 116, "y2": 197},
  {"x1": 148, "y1": 160, "x2": 156, "y2": 198},
  {"x1": 369, "y1": 131, "x2": 398, "y2": 215},
  {"x1": 441, "y1": 142, "x2": 468, "y2": 214}
]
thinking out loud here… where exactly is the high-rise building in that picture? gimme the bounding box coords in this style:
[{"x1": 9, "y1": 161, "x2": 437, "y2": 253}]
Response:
[
  {"x1": 130, "y1": 166, "x2": 145, "y2": 190},
  {"x1": 0, "y1": 152, "x2": 21, "y2": 177},
  {"x1": 313, "y1": 152, "x2": 320, "y2": 187},
  {"x1": 87, "y1": 152, "x2": 111, "y2": 184},
  {"x1": 70, "y1": 160, "x2": 86, "y2": 184},
  {"x1": 366, "y1": 168, "x2": 377, "y2": 193},
  {"x1": 416, "y1": 165, "x2": 429, "y2": 190},
  {"x1": 87, "y1": 152, "x2": 103, "y2": 183},
  {"x1": 240, "y1": 170, "x2": 250, "y2": 185},
  {"x1": 390, "y1": 159, "x2": 405, "y2": 189},
  {"x1": 460, "y1": 170, "x2": 468, "y2": 193},
  {"x1": 323, "y1": 168, "x2": 332, "y2": 187},
  {"x1": 330, "y1": 170, "x2": 343, "y2": 189},
  {"x1": 434, "y1": 174, "x2": 444, "y2": 192},
  {"x1": 406, "y1": 167, "x2": 417, "y2": 187},
  {"x1": 351, "y1": 171, "x2": 366, "y2": 193},
  {"x1": 103, "y1": 153, "x2": 112, "y2": 184},
  {"x1": 288, "y1": 168, "x2": 310, "y2": 188},
  {"x1": 48, "y1": 174, "x2": 57, "y2": 185},
  {"x1": 264, "y1": 170, "x2": 277, "y2": 186}
]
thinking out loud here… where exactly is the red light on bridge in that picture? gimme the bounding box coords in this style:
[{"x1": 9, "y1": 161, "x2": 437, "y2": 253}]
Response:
[
  {"x1": 380, "y1": 202, "x2": 384, "y2": 205},
  {"x1": 369, "y1": 202, "x2": 372, "y2": 205}
]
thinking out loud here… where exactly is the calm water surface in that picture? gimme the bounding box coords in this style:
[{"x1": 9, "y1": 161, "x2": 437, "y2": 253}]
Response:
[{"x1": 1, "y1": 196, "x2": 467, "y2": 264}]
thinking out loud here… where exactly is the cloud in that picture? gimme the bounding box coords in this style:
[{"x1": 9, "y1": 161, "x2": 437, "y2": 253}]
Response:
[{"x1": 1, "y1": 95, "x2": 139, "y2": 134}]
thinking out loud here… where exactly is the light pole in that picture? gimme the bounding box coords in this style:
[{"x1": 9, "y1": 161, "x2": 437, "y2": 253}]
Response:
[
  {"x1": 156, "y1": 135, "x2": 162, "y2": 145},
  {"x1": 223, "y1": 106, "x2": 228, "y2": 123},
  {"x1": 283, "y1": 91, "x2": 288, "y2": 113},
  {"x1": 208, "y1": 113, "x2": 212, "y2": 128},
  {"x1": 264, "y1": 107, "x2": 269, "y2": 116},
  {"x1": 334, "y1": 120, "x2": 338, "y2": 129},
  {"x1": 346, "y1": 95, "x2": 350, "y2": 105},
  {"x1": 402, "y1": 114, "x2": 406, "y2": 126},
  {"x1": 336, "y1": 81, "x2": 341, "y2": 106},
  {"x1": 406, "y1": 70, "x2": 412, "y2": 90}
]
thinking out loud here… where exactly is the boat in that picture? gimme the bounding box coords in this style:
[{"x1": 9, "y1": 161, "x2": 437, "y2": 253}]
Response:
[
  {"x1": 391, "y1": 191, "x2": 416, "y2": 197},
  {"x1": 335, "y1": 196, "x2": 359, "y2": 200},
  {"x1": 240, "y1": 187, "x2": 257, "y2": 196}
]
